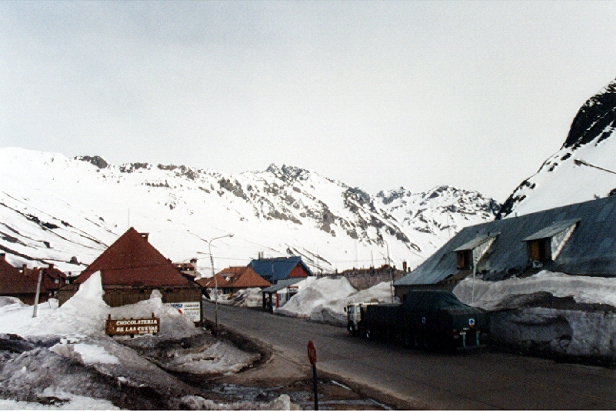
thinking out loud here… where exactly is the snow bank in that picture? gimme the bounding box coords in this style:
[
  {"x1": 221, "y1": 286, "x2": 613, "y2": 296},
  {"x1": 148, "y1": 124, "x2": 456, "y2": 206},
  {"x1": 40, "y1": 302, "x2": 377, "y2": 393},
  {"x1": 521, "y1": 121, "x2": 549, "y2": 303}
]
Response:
[
  {"x1": 0, "y1": 390, "x2": 119, "y2": 410},
  {"x1": 0, "y1": 272, "x2": 200, "y2": 340},
  {"x1": 210, "y1": 288, "x2": 263, "y2": 308},
  {"x1": 276, "y1": 276, "x2": 396, "y2": 325},
  {"x1": 454, "y1": 270, "x2": 616, "y2": 310},
  {"x1": 0, "y1": 273, "x2": 268, "y2": 408},
  {"x1": 454, "y1": 271, "x2": 616, "y2": 360}
]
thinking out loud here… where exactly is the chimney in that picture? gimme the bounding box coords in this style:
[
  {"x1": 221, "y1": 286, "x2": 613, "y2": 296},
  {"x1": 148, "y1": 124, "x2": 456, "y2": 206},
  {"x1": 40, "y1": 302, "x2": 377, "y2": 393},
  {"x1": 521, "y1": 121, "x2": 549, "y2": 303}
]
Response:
[
  {"x1": 48, "y1": 263, "x2": 54, "y2": 271},
  {"x1": 22, "y1": 264, "x2": 28, "y2": 276},
  {"x1": 140, "y1": 233, "x2": 149, "y2": 242},
  {"x1": 402, "y1": 261, "x2": 407, "y2": 272}
]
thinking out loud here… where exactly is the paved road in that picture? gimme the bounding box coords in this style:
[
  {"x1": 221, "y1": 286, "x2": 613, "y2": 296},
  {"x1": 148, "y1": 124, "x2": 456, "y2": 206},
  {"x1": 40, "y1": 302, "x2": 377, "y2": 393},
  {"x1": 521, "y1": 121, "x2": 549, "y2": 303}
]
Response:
[{"x1": 204, "y1": 302, "x2": 616, "y2": 409}]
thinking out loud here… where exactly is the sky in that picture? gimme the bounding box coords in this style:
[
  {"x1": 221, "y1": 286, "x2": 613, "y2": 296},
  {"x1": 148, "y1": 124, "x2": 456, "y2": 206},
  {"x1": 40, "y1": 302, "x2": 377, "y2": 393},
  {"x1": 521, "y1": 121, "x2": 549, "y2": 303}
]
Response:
[{"x1": 2, "y1": 1, "x2": 616, "y2": 202}]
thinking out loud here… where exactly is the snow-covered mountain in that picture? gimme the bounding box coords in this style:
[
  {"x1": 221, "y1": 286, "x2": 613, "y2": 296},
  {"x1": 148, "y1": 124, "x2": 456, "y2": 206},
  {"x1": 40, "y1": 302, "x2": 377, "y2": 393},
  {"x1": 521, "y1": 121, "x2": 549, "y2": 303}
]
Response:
[
  {"x1": 500, "y1": 77, "x2": 616, "y2": 218},
  {"x1": 0, "y1": 147, "x2": 497, "y2": 274}
]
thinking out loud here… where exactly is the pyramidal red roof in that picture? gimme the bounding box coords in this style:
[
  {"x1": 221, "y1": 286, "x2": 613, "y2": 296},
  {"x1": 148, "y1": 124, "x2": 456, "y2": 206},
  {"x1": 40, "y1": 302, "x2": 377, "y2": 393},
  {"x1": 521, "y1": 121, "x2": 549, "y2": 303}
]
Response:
[{"x1": 77, "y1": 227, "x2": 190, "y2": 287}]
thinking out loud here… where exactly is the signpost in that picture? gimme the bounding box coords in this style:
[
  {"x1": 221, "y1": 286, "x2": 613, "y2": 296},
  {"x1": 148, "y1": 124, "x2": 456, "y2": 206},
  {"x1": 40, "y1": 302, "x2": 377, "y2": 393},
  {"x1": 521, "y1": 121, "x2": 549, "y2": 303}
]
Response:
[
  {"x1": 167, "y1": 301, "x2": 201, "y2": 323},
  {"x1": 307, "y1": 340, "x2": 318, "y2": 410},
  {"x1": 105, "y1": 313, "x2": 160, "y2": 336}
]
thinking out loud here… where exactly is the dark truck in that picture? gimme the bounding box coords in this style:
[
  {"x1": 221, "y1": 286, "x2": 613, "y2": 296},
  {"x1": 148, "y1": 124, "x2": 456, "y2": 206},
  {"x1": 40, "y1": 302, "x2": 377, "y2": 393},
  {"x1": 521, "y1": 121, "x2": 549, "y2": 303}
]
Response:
[{"x1": 346, "y1": 290, "x2": 489, "y2": 350}]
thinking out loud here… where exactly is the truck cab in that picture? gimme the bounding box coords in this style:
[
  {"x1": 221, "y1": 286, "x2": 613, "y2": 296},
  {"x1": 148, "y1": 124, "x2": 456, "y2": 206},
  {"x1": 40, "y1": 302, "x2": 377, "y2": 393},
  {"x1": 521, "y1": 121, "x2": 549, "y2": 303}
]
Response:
[{"x1": 345, "y1": 302, "x2": 376, "y2": 336}]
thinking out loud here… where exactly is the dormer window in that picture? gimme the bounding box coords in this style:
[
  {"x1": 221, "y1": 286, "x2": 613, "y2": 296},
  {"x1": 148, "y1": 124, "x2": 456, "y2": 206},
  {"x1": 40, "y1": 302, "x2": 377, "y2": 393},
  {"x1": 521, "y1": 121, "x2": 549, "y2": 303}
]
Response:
[
  {"x1": 523, "y1": 219, "x2": 579, "y2": 265},
  {"x1": 454, "y1": 233, "x2": 499, "y2": 271}
]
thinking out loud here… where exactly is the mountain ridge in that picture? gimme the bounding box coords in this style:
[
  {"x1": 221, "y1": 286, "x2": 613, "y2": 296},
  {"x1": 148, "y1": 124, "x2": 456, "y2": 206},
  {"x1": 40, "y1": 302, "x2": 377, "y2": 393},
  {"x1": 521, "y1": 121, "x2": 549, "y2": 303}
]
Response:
[{"x1": 0, "y1": 147, "x2": 498, "y2": 274}]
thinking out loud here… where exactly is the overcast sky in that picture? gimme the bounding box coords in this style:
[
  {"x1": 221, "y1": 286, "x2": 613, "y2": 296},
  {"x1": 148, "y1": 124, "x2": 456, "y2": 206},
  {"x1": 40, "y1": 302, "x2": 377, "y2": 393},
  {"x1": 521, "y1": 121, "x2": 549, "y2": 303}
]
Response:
[{"x1": 2, "y1": 1, "x2": 616, "y2": 202}]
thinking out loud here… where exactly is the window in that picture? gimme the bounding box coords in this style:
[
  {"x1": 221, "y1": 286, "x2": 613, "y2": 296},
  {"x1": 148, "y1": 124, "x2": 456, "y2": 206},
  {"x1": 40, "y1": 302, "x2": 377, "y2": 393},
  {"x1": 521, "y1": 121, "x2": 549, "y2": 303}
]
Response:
[
  {"x1": 457, "y1": 250, "x2": 473, "y2": 270},
  {"x1": 453, "y1": 233, "x2": 499, "y2": 271},
  {"x1": 523, "y1": 219, "x2": 579, "y2": 264}
]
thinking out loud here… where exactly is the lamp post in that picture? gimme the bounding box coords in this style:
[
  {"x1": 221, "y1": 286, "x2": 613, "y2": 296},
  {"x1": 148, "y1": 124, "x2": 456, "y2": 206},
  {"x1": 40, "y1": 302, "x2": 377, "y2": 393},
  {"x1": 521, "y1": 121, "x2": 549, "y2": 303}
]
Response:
[
  {"x1": 207, "y1": 233, "x2": 234, "y2": 336},
  {"x1": 384, "y1": 240, "x2": 394, "y2": 303}
]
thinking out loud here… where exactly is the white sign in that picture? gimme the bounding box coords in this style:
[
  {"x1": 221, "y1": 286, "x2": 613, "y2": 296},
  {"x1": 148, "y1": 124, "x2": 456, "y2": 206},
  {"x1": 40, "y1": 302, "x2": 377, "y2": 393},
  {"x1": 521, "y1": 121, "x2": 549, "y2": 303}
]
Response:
[{"x1": 167, "y1": 301, "x2": 201, "y2": 323}]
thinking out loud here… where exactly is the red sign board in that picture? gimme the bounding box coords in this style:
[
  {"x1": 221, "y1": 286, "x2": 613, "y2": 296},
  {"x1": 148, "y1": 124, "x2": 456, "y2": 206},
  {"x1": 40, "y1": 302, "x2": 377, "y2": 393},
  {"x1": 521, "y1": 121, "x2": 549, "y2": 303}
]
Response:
[{"x1": 307, "y1": 340, "x2": 317, "y2": 365}]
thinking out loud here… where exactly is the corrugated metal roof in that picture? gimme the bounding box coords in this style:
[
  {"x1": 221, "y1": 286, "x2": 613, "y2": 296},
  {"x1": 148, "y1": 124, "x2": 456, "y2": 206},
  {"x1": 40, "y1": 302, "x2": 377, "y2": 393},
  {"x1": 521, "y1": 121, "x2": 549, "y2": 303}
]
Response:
[
  {"x1": 261, "y1": 277, "x2": 304, "y2": 293},
  {"x1": 249, "y1": 256, "x2": 313, "y2": 282},
  {"x1": 453, "y1": 232, "x2": 500, "y2": 252},
  {"x1": 522, "y1": 219, "x2": 580, "y2": 242},
  {"x1": 395, "y1": 196, "x2": 616, "y2": 286}
]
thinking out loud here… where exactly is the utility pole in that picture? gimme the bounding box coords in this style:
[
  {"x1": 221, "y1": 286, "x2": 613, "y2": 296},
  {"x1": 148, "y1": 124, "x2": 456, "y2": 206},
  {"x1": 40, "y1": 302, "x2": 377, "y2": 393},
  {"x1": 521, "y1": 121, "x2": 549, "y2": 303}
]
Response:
[
  {"x1": 207, "y1": 233, "x2": 234, "y2": 336},
  {"x1": 384, "y1": 240, "x2": 394, "y2": 303}
]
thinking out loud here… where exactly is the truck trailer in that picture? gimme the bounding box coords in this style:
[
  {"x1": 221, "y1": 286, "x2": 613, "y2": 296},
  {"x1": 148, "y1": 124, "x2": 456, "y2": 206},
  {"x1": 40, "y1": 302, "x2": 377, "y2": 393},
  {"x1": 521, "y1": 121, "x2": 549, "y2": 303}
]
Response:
[{"x1": 346, "y1": 290, "x2": 489, "y2": 350}]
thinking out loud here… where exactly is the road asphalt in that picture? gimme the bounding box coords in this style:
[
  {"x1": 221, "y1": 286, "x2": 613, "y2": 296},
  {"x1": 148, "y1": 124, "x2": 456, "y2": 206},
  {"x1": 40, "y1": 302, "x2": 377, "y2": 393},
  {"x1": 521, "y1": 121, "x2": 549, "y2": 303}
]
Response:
[{"x1": 204, "y1": 302, "x2": 616, "y2": 409}]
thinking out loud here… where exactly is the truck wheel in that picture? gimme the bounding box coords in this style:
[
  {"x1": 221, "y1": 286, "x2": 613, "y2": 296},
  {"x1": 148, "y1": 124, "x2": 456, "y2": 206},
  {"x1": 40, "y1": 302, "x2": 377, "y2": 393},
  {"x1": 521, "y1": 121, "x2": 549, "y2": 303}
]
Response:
[
  {"x1": 347, "y1": 324, "x2": 356, "y2": 337},
  {"x1": 365, "y1": 326, "x2": 372, "y2": 340},
  {"x1": 404, "y1": 332, "x2": 413, "y2": 348},
  {"x1": 422, "y1": 333, "x2": 435, "y2": 350}
]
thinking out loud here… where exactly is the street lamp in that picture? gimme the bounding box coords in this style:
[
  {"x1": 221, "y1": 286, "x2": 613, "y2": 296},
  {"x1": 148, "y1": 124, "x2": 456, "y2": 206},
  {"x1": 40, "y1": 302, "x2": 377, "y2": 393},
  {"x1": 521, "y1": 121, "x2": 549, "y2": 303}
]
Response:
[
  {"x1": 206, "y1": 233, "x2": 234, "y2": 336},
  {"x1": 384, "y1": 240, "x2": 394, "y2": 303}
]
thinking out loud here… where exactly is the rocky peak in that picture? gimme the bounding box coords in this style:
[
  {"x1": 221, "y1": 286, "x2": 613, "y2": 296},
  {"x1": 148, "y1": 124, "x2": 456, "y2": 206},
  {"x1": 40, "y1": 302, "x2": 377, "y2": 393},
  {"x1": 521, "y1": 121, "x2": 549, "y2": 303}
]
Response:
[
  {"x1": 377, "y1": 187, "x2": 412, "y2": 205},
  {"x1": 75, "y1": 155, "x2": 109, "y2": 169},
  {"x1": 500, "y1": 76, "x2": 616, "y2": 218},
  {"x1": 564, "y1": 78, "x2": 616, "y2": 149}
]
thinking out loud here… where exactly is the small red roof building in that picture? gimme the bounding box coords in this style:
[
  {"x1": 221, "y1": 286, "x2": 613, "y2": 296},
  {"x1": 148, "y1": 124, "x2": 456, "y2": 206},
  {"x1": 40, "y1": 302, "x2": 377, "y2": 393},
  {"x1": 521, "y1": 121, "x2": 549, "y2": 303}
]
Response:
[
  {"x1": 0, "y1": 254, "x2": 68, "y2": 305},
  {"x1": 0, "y1": 254, "x2": 38, "y2": 304},
  {"x1": 218, "y1": 267, "x2": 272, "y2": 289},
  {"x1": 195, "y1": 273, "x2": 230, "y2": 289}
]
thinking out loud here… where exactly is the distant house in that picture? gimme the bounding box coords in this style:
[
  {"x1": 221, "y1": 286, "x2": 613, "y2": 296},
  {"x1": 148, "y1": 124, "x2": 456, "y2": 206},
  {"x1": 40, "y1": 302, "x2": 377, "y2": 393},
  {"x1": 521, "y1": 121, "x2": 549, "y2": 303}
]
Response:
[
  {"x1": 217, "y1": 266, "x2": 271, "y2": 294},
  {"x1": 173, "y1": 259, "x2": 201, "y2": 280},
  {"x1": 195, "y1": 273, "x2": 230, "y2": 297},
  {"x1": 0, "y1": 254, "x2": 38, "y2": 304},
  {"x1": 33, "y1": 263, "x2": 69, "y2": 299},
  {"x1": 249, "y1": 256, "x2": 313, "y2": 284},
  {"x1": 195, "y1": 267, "x2": 271, "y2": 298},
  {"x1": 0, "y1": 254, "x2": 69, "y2": 305},
  {"x1": 58, "y1": 227, "x2": 202, "y2": 323},
  {"x1": 394, "y1": 196, "x2": 616, "y2": 298},
  {"x1": 261, "y1": 277, "x2": 317, "y2": 312}
]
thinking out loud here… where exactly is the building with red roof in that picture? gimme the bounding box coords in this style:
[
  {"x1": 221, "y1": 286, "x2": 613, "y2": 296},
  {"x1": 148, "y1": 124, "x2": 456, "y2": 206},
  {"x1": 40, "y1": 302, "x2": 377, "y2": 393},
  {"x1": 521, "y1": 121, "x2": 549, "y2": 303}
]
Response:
[
  {"x1": 219, "y1": 267, "x2": 271, "y2": 292},
  {"x1": 0, "y1": 254, "x2": 39, "y2": 304},
  {"x1": 58, "y1": 228, "x2": 202, "y2": 322},
  {"x1": 0, "y1": 254, "x2": 68, "y2": 305}
]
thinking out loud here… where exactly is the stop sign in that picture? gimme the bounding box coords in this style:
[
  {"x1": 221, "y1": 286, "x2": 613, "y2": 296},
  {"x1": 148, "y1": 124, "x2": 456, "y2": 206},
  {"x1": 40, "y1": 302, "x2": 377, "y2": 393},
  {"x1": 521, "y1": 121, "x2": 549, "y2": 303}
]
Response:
[{"x1": 307, "y1": 340, "x2": 317, "y2": 365}]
